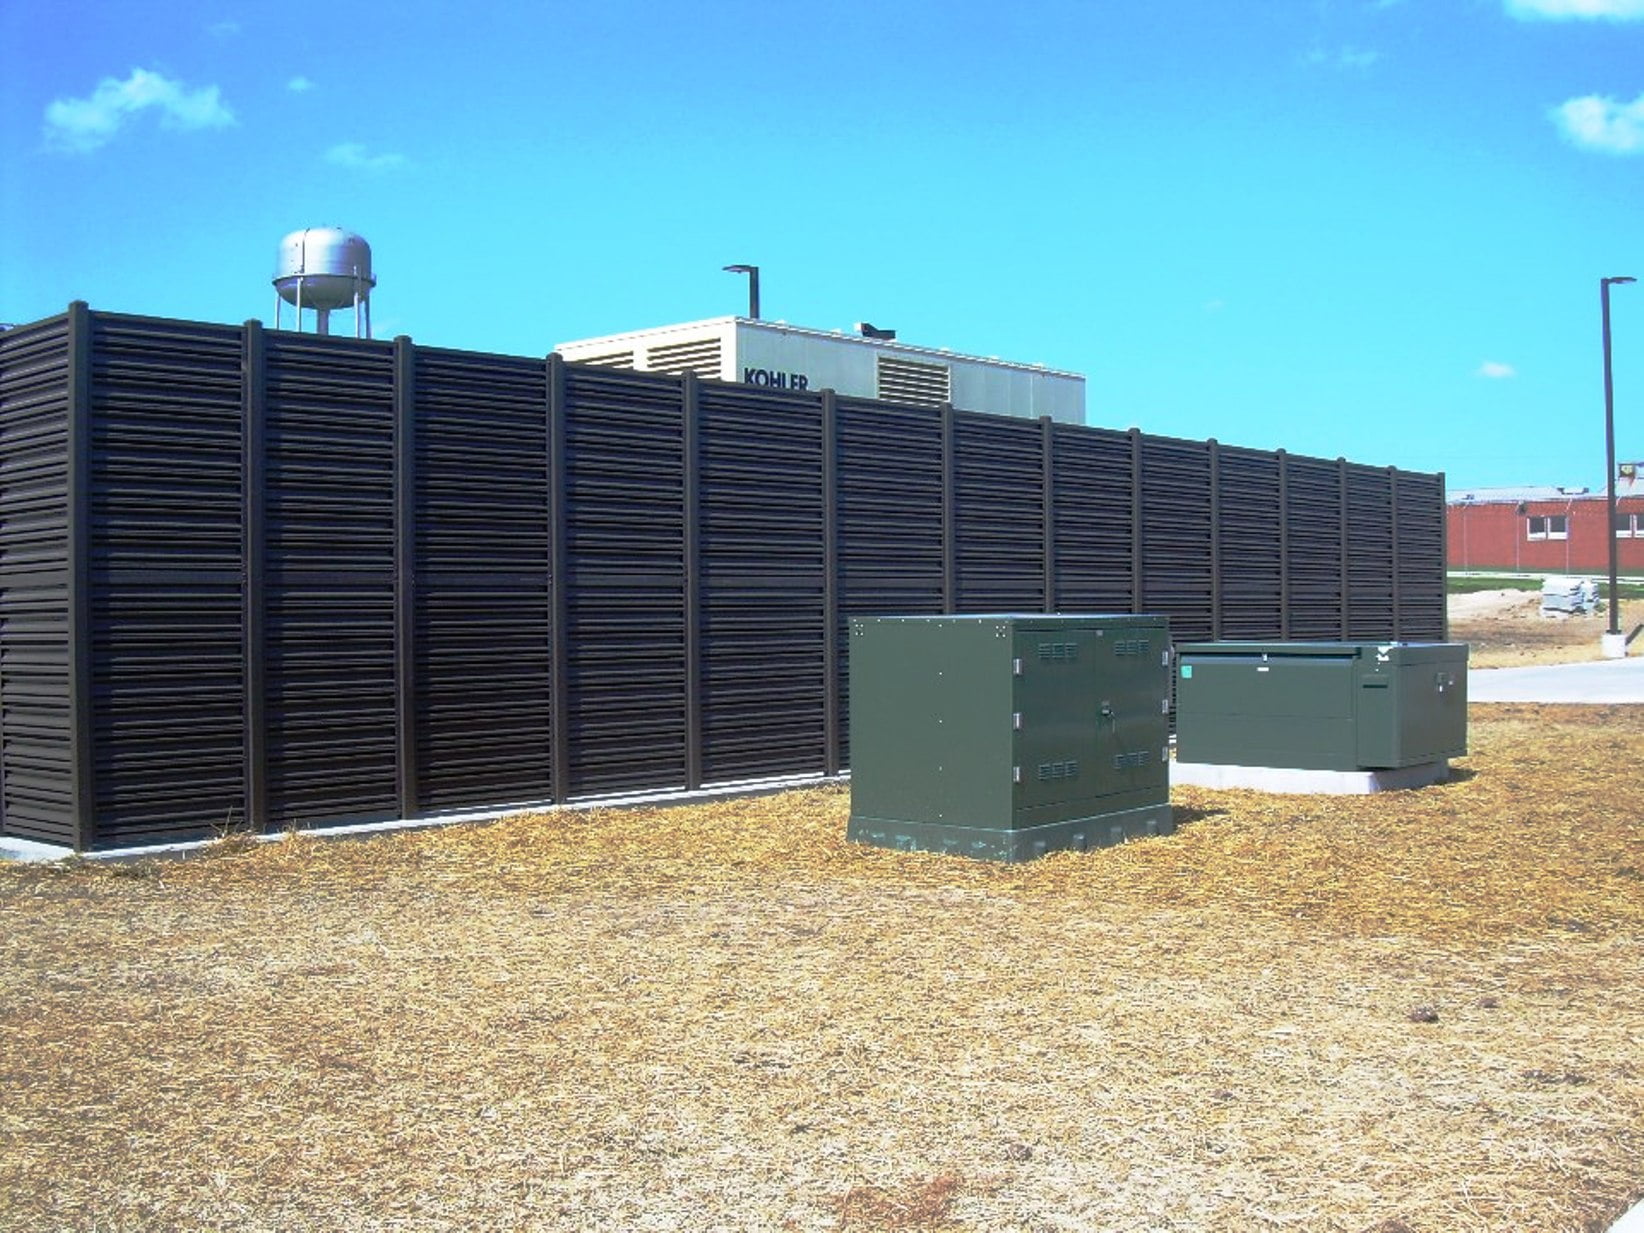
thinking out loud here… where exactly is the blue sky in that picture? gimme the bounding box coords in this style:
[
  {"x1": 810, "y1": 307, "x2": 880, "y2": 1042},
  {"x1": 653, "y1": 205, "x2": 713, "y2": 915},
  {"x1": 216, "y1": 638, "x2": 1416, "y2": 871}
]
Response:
[{"x1": 4, "y1": 0, "x2": 1644, "y2": 489}]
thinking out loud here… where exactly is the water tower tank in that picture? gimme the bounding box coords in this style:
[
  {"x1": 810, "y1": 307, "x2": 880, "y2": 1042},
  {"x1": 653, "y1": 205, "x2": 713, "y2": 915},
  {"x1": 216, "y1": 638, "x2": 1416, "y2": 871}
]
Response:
[{"x1": 272, "y1": 227, "x2": 375, "y2": 336}]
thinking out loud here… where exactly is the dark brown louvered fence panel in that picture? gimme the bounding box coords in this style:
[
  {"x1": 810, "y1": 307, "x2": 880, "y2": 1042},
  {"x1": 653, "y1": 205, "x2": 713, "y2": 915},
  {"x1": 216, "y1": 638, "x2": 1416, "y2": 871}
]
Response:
[
  {"x1": 1216, "y1": 445, "x2": 1284, "y2": 639},
  {"x1": 1346, "y1": 463, "x2": 1398, "y2": 640},
  {"x1": 0, "y1": 305, "x2": 1447, "y2": 850},
  {"x1": 698, "y1": 379, "x2": 828, "y2": 783},
  {"x1": 262, "y1": 332, "x2": 399, "y2": 829},
  {"x1": 561, "y1": 366, "x2": 688, "y2": 796},
  {"x1": 1048, "y1": 424, "x2": 1133, "y2": 613},
  {"x1": 1140, "y1": 435, "x2": 1215, "y2": 643},
  {"x1": 0, "y1": 311, "x2": 76, "y2": 845},
  {"x1": 1285, "y1": 455, "x2": 1347, "y2": 640},
  {"x1": 953, "y1": 410, "x2": 1045, "y2": 613},
  {"x1": 412, "y1": 346, "x2": 552, "y2": 810},
  {"x1": 90, "y1": 314, "x2": 245, "y2": 845}
]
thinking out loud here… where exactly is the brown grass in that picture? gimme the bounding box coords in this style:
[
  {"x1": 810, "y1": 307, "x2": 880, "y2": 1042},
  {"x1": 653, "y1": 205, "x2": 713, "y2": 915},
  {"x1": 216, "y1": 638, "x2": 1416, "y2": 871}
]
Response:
[{"x1": 1, "y1": 704, "x2": 1641, "y2": 1231}]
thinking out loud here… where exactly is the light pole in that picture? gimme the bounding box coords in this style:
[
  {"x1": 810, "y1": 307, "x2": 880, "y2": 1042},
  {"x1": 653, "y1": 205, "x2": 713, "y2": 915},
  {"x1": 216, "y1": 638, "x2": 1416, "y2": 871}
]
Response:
[
  {"x1": 723, "y1": 264, "x2": 760, "y2": 319},
  {"x1": 1602, "y1": 275, "x2": 1634, "y2": 654}
]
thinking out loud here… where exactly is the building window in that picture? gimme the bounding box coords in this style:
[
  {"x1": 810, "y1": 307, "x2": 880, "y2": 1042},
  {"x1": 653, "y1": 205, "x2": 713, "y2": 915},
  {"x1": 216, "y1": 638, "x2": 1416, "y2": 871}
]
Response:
[
  {"x1": 1527, "y1": 514, "x2": 1568, "y2": 541},
  {"x1": 1619, "y1": 513, "x2": 1642, "y2": 538}
]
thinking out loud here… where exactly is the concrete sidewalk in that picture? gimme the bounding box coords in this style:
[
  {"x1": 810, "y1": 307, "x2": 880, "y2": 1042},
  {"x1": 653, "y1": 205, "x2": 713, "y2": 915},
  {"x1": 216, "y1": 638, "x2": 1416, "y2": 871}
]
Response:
[{"x1": 1469, "y1": 655, "x2": 1644, "y2": 704}]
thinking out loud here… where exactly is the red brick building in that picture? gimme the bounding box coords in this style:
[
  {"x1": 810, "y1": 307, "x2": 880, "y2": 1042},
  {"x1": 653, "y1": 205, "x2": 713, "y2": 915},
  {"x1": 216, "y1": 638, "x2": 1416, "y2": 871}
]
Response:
[{"x1": 1447, "y1": 486, "x2": 1644, "y2": 574}]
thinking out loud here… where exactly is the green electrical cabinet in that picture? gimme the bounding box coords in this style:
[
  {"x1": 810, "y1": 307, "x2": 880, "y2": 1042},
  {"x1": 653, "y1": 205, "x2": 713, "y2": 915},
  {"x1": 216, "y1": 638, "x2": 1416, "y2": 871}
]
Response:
[
  {"x1": 1174, "y1": 641, "x2": 1468, "y2": 772},
  {"x1": 847, "y1": 614, "x2": 1174, "y2": 862}
]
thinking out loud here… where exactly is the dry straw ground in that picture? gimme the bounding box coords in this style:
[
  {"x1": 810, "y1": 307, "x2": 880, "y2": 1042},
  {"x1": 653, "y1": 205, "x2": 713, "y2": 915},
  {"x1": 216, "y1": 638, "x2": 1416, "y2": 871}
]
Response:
[{"x1": 2, "y1": 700, "x2": 1642, "y2": 1232}]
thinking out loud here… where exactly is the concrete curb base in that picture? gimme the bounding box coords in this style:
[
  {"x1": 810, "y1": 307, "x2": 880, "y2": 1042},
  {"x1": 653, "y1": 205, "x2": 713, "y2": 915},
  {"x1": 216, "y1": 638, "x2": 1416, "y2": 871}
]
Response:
[
  {"x1": 1171, "y1": 760, "x2": 1449, "y2": 795},
  {"x1": 1611, "y1": 1198, "x2": 1644, "y2": 1233},
  {"x1": 0, "y1": 771, "x2": 849, "y2": 865}
]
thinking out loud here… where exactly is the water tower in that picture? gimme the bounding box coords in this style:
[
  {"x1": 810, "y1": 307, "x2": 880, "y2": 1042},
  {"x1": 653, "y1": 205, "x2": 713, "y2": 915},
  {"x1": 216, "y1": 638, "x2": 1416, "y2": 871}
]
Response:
[{"x1": 272, "y1": 227, "x2": 375, "y2": 337}]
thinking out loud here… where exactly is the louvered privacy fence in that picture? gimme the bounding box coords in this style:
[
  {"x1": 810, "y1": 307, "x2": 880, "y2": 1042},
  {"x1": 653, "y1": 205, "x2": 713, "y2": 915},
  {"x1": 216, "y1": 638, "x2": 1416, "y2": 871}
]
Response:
[{"x1": 0, "y1": 304, "x2": 1446, "y2": 851}]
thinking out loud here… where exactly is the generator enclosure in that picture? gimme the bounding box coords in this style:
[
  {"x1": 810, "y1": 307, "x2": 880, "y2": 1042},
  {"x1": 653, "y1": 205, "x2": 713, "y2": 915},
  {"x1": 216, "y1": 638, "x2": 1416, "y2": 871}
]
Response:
[
  {"x1": 1174, "y1": 642, "x2": 1468, "y2": 772},
  {"x1": 554, "y1": 317, "x2": 1085, "y2": 423},
  {"x1": 847, "y1": 614, "x2": 1173, "y2": 862}
]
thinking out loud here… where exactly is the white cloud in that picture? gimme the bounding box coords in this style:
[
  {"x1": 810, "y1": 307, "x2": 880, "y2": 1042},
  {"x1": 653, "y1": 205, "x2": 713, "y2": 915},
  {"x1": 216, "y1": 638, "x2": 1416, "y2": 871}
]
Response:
[
  {"x1": 1552, "y1": 93, "x2": 1644, "y2": 153},
  {"x1": 1506, "y1": 0, "x2": 1644, "y2": 19},
  {"x1": 287, "y1": 76, "x2": 316, "y2": 93},
  {"x1": 1477, "y1": 361, "x2": 1518, "y2": 379},
  {"x1": 208, "y1": 19, "x2": 241, "y2": 37},
  {"x1": 1302, "y1": 45, "x2": 1382, "y2": 71},
  {"x1": 325, "y1": 142, "x2": 408, "y2": 171},
  {"x1": 44, "y1": 68, "x2": 235, "y2": 153}
]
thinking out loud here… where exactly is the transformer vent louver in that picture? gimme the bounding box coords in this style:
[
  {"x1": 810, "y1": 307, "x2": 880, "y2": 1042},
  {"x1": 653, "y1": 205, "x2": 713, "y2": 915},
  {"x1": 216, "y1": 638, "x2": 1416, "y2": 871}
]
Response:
[
  {"x1": 577, "y1": 350, "x2": 635, "y2": 369},
  {"x1": 876, "y1": 355, "x2": 951, "y2": 407},
  {"x1": 646, "y1": 337, "x2": 722, "y2": 379}
]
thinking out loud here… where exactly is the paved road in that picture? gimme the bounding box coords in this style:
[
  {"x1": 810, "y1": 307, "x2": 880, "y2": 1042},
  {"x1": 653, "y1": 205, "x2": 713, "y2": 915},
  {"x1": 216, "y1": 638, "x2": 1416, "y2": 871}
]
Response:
[{"x1": 1469, "y1": 655, "x2": 1644, "y2": 704}]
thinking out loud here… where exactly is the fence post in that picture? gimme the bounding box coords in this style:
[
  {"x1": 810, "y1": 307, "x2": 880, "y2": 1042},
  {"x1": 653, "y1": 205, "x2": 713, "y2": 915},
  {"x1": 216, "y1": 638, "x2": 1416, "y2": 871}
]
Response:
[
  {"x1": 66, "y1": 302, "x2": 95, "y2": 851},
  {"x1": 242, "y1": 320, "x2": 269, "y2": 834},
  {"x1": 546, "y1": 354, "x2": 570, "y2": 804},
  {"x1": 393, "y1": 336, "x2": 419, "y2": 819}
]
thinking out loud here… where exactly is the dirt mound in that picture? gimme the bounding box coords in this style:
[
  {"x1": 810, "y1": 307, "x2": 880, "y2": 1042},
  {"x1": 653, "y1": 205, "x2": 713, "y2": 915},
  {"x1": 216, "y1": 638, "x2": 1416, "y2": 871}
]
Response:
[
  {"x1": 1449, "y1": 590, "x2": 1640, "y2": 668},
  {"x1": 1447, "y1": 588, "x2": 1541, "y2": 621}
]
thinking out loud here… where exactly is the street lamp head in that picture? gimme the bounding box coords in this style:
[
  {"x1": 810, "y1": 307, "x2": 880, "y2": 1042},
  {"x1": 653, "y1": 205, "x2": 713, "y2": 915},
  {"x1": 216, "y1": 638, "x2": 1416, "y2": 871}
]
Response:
[
  {"x1": 722, "y1": 264, "x2": 760, "y2": 319},
  {"x1": 1604, "y1": 275, "x2": 1636, "y2": 287}
]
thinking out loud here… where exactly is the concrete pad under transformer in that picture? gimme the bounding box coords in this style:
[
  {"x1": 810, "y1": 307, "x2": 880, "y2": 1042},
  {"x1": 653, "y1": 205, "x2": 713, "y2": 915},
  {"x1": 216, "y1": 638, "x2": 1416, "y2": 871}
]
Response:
[{"x1": 1171, "y1": 759, "x2": 1449, "y2": 795}]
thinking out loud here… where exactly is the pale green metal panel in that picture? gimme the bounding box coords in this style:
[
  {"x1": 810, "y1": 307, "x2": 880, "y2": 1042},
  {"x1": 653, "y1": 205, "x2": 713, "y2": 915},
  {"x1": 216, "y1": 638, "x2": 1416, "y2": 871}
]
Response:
[
  {"x1": 847, "y1": 614, "x2": 1173, "y2": 862},
  {"x1": 1175, "y1": 641, "x2": 1468, "y2": 772}
]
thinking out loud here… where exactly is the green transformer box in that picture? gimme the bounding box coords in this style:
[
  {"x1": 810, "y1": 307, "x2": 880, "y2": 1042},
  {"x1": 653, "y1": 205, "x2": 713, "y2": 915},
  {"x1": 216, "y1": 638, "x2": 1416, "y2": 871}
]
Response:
[
  {"x1": 1174, "y1": 641, "x2": 1468, "y2": 772},
  {"x1": 846, "y1": 614, "x2": 1174, "y2": 862}
]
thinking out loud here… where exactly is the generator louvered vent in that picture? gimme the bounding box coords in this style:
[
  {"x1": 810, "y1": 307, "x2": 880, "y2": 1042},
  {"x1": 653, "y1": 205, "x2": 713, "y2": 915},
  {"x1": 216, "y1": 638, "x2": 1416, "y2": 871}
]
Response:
[
  {"x1": 646, "y1": 337, "x2": 722, "y2": 379},
  {"x1": 876, "y1": 355, "x2": 951, "y2": 408},
  {"x1": 575, "y1": 350, "x2": 636, "y2": 369}
]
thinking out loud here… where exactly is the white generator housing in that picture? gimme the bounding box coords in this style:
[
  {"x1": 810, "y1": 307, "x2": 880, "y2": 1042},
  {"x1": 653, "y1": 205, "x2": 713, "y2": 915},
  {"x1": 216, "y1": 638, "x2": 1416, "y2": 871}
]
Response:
[{"x1": 553, "y1": 317, "x2": 1084, "y2": 424}]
